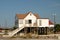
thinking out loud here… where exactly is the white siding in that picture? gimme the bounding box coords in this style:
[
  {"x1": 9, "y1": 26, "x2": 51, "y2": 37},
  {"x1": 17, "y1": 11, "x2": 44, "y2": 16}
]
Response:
[
  {"x1": 17, "y1": 12, "x2": 54, "y2": 27},
  {"x1": 18, "y1": 12, "x2": 37, "y2": 27},
  {"x1": 37, "y1": 19, "x2": 40, "y2": 26},
  {"x1": 19, "y1": 19, "x2": 23, "y2": 24},
  {"x1": 24, "y1": 12, "x2": 37, "y2": 27},
  {"x1": 38, "y1": 19, "x2": 49, "y2": 27},
  {"x1": 49, "y1": 25, "x2": 54, "y2": 27},
  {"x1": 18, "y1": 19, "x2": 24, "y2": 27}
]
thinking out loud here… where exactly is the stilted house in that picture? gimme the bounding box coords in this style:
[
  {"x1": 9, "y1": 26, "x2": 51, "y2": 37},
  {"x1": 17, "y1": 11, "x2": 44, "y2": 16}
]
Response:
[
  {"x1": 15, "y1": 12, "x2": 54, "y2": 35},
  {"x1": 4, "y1": 12, "x2": 54, "y2": 37}
]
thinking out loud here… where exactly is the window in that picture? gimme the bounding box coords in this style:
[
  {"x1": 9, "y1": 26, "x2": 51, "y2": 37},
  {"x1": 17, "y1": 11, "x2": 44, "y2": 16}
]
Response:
[
  {"x1": 19, "y1": 20, "x2": 23, "y2": 24},
  {"x1": 39, "y1": 20, "x2": 41, "y2": 26},
  {"x1": 28, "y1": 20, "x2": 32, "y2": 24}
]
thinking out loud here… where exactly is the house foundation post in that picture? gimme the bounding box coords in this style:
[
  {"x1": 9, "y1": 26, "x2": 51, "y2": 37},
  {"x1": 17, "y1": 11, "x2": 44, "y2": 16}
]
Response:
[
  {"x1": 34, "y1": 28, "x2": 35, "y2": 34},
  {"x1": 37, "y1": 27, "x2": 38, "y2": 35},
  {"x1": 24, "y1": 27, "x2": 26, "y2": 35},
  {"x1": 46, "y1": 27, "x2": 47, "y2": 35},
  {"x1": 29, "y1": 24, "x2": 31, "y2": 35}
]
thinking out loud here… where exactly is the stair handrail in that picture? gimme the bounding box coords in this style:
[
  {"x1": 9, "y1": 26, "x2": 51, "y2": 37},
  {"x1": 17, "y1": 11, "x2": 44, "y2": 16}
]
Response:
[{"x1": 8, "y1": 24, "x2": 25, "y2": 35}]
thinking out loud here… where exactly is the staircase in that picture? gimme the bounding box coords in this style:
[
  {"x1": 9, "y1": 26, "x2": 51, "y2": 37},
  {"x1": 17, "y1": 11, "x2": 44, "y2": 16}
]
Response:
[{"x1": 3, "y1": 26, "x2": 24, "y2": 37}]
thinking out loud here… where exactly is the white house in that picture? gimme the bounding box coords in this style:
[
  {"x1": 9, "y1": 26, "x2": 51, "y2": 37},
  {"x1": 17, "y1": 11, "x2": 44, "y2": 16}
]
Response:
[
  {"x1": 15, "y1": 12, "x2": 54, "y2": 35},
  {"x1": 15, "y1": 12, "x2": 54, "y2": 27},
  {"x1": 3, "y1": 12, "x2": 54, "y2": 37}
]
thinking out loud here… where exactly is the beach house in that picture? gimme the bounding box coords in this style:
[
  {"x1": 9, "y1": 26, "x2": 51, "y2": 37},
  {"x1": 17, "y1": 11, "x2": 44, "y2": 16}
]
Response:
[
  {"x1": 15, "y1": 12, "x2": 54, "y2": 35},
  {"x1": 4, "y1": 12, "x2": 54, "y2": 37}
]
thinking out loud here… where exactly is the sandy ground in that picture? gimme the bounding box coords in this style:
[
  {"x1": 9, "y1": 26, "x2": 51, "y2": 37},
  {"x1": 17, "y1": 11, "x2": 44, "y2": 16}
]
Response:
[
  {"x1": 1, "y1": 34, "x2": 60, "y2": 40},
  {"x1": 0, "y1": 38, "x2": 59, "y2": 40}
]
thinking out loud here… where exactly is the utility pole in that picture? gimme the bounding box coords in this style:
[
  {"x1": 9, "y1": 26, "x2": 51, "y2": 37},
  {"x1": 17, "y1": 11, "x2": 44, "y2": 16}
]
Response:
[{"x1": 53, "y1": 13, "x2": 56, "y2": 33}]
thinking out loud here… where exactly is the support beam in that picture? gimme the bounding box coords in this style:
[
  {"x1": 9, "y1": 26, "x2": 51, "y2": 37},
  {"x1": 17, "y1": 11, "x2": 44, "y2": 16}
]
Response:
[
  {"x1": 30, "y1": 27, "x2": 31, "y2": 33},
  {"x1": 24, "y1": 27, "x2": 26, "y2": 34},
  {"x1": 37, "y1": 27, "x2": 38, "y2": 35},
  {"x1": 41, "y1": 27, "x2": 42, "y2": 34},
  {"x1": 46, "y1": 27, "x2": 47, "y2": 35},
  {"x1": 34, "y1": 28, "x2": 35, "y2": 34}
]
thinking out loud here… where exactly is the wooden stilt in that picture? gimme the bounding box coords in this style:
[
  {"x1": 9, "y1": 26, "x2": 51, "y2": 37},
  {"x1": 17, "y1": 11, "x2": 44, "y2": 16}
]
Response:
[
  {"x1": 43, "y1": 27, "x2": 44, "y2": 34},
  {"x1": 42, "y1": 27, "x2": 43, "y2": 34},
  {"x1": 34, "y1": 28, "x2": 35, "y2": 34},
  {"x1": 30, "y1": 27, "x2": 31, "y2": 33},
  {"x1": 24, "y1": 27, "x2": 25, "y2": 34},
  {"x1": 46, "y1": 27, "x2": 47, "y2": 35},
  {"x1": 30, "y1": 24, "x2": 31, "y2": 34},
  {"x1": 37, "y1": 27, "x2": 38, "y2": 35},
  {"x1": 24, "y1": 27, "x2": 26, "y2": 35},
  {"x1": 44, "y1": 27, "x2": 45, "y2": 34},
  {"x1": 25, "y1": 27, "x2": 26, "y2": 34},
  {"x1": 41, "y1": 27, "x2": 42, "y2": 34},
  {"x1": 39, "y1": 28, "x2": 40, "y2": 34}
]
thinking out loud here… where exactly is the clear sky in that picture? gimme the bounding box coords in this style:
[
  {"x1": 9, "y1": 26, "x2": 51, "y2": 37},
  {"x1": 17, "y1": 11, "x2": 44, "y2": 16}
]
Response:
[{"x1": 0, "y1": 0, "x2": 60, "y2": 28}]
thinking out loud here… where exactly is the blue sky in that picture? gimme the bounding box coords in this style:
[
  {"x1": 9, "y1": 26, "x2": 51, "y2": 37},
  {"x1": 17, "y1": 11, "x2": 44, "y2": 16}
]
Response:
[{"x1": 0, "y1": 0, "x2": 60, "y2": 28}]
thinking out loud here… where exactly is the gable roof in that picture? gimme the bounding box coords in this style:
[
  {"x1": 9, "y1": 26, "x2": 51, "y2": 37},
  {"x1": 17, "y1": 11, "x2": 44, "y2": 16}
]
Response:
[
  {"x1": 16, "y1": 12, "x2": 40, "y2": 19},
  {"x1": 34, "y1": 14, "x2": 40, "y2": 19},
  {"x1": 16, "y1": 14, "x2": 28, "y2": 19}
]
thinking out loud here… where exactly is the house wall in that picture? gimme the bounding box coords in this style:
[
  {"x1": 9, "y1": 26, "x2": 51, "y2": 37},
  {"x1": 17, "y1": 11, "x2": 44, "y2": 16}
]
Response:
[
  {"x1": 18, "y1": 18, "x2": 54, "y2": 28},
  {"x1": 24, "y1": 13, "x2": 37, "y2": 27},
  {"x1": 37, "y1": 19, "x2": 49, "y2": 27},
  {"x1": 18, "y1": 13, "x2": 37, "y2": 27},
  {"x1": 17, "y1": 13, "x2": 54, "y2": 28},
  {"x1": 18, "y1": 19, "x2": 24, "y2": 28},
  {"x1": 49, "y1": 25, "x2": 54, "y2": 27}
]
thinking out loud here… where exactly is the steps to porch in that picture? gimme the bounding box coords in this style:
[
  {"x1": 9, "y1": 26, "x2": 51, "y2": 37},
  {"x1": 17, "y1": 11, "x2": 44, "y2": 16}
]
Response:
[{"x1": 3, "y1": 26, "x2": 24, "y2": 37}]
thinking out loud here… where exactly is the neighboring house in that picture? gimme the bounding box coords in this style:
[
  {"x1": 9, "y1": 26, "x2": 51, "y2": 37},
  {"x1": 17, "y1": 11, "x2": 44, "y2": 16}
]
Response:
[{"x1": 4, "y1": 12, "x2": 54, "y2": 37}]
